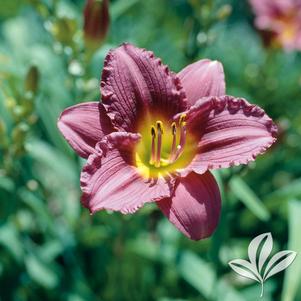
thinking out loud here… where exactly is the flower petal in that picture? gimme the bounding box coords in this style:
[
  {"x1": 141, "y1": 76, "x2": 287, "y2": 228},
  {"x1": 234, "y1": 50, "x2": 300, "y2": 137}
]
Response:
[
  {"x1": 57, "y1": 102, "x2": 113, "y2": 158},
  {"x1": 249, "y1": 0, "x2": 293, "y2": 17},
  {"x1": 177, "y1": 96, "x2": 277, "y2": 174},
  {"x1": 157, "y1": 172, "x2": 221, "y2": 241},
  {"x1": 249, "y1": 0, "x2": 297, "y2": 30},
  {"x1": 178, "y1": 59, "x2": 225, "y2": 106},
  {"x1": 81, "y1": 132, "x2": 174, "y2": 214},
  {"x1": 101, "y1": 43, "x2": 187, "y2": 131}
]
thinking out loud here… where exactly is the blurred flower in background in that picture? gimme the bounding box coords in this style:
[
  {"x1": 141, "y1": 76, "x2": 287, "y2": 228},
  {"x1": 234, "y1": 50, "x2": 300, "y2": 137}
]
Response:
[
  {"x1": 249, "y1": 0, "x2": 301, "y2": 50},
  {"x1": 84, "y1": 0, "x2": 110, "y2": 51}
]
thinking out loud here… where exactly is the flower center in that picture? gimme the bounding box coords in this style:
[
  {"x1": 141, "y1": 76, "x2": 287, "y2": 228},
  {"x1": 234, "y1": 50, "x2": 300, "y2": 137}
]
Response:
[
  {"x1": 275, "y1": 10, "x2": 299, "y2": 45},
  {"x1": 135, "y1": 114, "x2": 196, "y2": 179},
  {"x1": 149, "y1": 115, "x2": 187, "y2": 168}
]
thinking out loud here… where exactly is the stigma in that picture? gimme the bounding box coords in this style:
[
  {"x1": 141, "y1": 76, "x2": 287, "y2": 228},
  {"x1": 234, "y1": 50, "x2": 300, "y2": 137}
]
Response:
[{"x1": 149, "y1": 114, "x2": 187, "y2": 168}]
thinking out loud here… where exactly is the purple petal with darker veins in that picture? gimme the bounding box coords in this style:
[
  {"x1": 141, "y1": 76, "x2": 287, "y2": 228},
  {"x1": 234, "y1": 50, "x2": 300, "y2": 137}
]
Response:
[
  {"x1": 174, "y1": 96, "x2": 277, "y2": 175},
  {"x1": 57, "y1": 102, "x2": 113, "y2": 158},
  {"x1": 101, "y1": 43, "x2": 187, "y2": 131},
  {"x1": 81, "y1": 132, "x2": 173, "y2": 214},
  {"x1": 157, "y1": 172, "x2": 221, "y2": 241},
  {"x1": 178, "y1": 59, "x2": 225, "y2": 107}
]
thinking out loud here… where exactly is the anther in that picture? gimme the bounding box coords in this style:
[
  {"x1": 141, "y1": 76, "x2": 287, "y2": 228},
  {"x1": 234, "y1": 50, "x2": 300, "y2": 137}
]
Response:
[
  {"x1": 179, "y1": 113, "x2": 186, "y2": 126},
  {"x1": 171, "y1": 122, "x2": 176, "y2": 135},
  {"x1": 149, "y1": 126, "x2": 156, "y2": 165},
  {"x1": 151, "y1": 126, "x2": 156, "y2": 138},
  {"x1": 156, "y1": 121, "x2": 164, "y2": 134}
]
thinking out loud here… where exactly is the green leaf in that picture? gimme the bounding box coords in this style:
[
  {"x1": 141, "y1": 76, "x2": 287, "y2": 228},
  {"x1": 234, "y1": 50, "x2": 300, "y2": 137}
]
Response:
[
  {"x1": 281, "y1": 200, "x2": 301, "y2": 301},
  {"x1": 229, "y1": 176, "x2": 270, "y2": 221},
  {"x1": 0, "y1": 222, "x2": 23, "y2": 262},
  {"x1": 18, "y1": 189, "x2": 54, "y2": 232},
  {"x1": 25, "y1": 254, "x2": 59, "y2": 289},
  {"x1": 177, "y1": 251, "x2": 216, "y2": 299},
  {"x1": 39, "y1": 240, "x2": 64, "y2": 263},
  {"x1": 265, "y1": 179, "x2": 301, "y2": 210},
  {"x1": 26, "y1": 139, "x2": 78, "y2": 185},
  {"x1": 159, "y1": 299, "x2": 188, "y2": 301},
  {"x1": 0, "y1": 175, "x2": 15, "y2": 192},
  {"x1": 216, "y1": 278, "x2": 247, "y2": 301},
  {"x1": 110, "y1": 0, "x2": 140, "y2": 20}
]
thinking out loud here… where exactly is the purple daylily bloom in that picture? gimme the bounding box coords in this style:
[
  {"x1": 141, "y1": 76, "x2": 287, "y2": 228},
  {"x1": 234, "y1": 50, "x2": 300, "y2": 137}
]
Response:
[
  {"x1": 58, "y1": 43, "x2": 277, "y2": 240},
  {"x1": 249, "y1": 0, "x2": 301, "y2": 51}
]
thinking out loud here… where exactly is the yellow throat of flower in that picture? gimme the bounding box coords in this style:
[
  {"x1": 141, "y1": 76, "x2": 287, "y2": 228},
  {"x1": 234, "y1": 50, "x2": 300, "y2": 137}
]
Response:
[
  {"x1": 276, "y1": 11, "x2": 299, "y2": 46},
  {"x1": 134, "y1": 113, "x2": 197, "y2": 179}
]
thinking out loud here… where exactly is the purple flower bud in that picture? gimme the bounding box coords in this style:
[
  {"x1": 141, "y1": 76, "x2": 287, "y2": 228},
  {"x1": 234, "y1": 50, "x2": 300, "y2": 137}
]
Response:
[{"x1": 84, "y1": 0, "x2": 110, "y2": 49}]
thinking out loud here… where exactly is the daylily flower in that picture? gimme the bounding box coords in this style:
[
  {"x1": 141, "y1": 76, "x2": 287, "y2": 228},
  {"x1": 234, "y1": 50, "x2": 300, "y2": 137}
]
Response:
[
  {"x1": 249, "y1": 0, "x2": 301, "y2": 51},
  {"x1": 58, "y1": 43, "x2": 277, "y2": 240}
]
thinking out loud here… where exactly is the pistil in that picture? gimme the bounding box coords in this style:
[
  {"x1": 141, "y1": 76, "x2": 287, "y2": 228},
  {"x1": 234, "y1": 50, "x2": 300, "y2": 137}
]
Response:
[
  {"x1": 155, "y1": 121, "x2": 163, "y2": 167},
  {"x1": 149, "y1": 126, "x2": 156, "y2": 165}
]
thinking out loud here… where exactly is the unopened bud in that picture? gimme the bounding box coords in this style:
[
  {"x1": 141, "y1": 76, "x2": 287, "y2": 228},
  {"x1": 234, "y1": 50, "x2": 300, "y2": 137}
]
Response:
[
  {"x1": 12, "y1": 123, "x2": 29, "y2": 145},
  {"x1": 5, "y1": 97, "x2": 17, "y2": 112},
  {"x1": 13, "y1": 106, "x2": 26, "y2": 122},
  {"x1": 216, "y1": 4, "x2": 232, "y2": 21},
  {"x1": 27, "y1": 114, "x2": 38, "y2": 125},
  {"x1": 51, "y1": 17, "x2": 77, "y2": 46},
  {"x1": 0, "y1": 118, "x2": 5, "y2": 131},
  {"x1": 84, "y1": 0, "x2": 110, "y2": 49},
  {"x1": 25, "y1": 66, "x2": 39, "y2": 94},
  {"x1": 0, "y1": 119, "x2": 6, "y2": 143}
]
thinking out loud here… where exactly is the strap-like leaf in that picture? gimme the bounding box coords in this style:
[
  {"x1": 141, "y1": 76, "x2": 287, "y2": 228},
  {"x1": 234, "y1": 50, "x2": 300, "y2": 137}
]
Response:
[
  {"x1": 228, "y1": 259, "x2": 262, "y2": 283},
  {"x1": 263, "y1": 250, "x2": 297, "y2": 281}
]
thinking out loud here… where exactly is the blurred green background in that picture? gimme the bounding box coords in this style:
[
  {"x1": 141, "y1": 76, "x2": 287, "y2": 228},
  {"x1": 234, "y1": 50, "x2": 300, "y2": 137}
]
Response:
[{"x1": 1, "y1": 0, "x2": 301, "y2": 300}]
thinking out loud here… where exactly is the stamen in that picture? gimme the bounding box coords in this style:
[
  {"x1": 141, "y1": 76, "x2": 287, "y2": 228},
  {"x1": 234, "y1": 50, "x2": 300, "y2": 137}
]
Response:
[
  {"x1": 179, "y1": 122, "x2": 186, "y2": 147},
  {"x1": 179, "y1": 113, "x2": 187, "y2": 126},
  {"x1": 169, "y1": 122, "x2": 177, "y2": 162},
  {"x1": 147, "y1": 115, "x2": 187, "y2": 168},
  {"x1": 174, "y1": 115, "x2": 187, "y2": 161},
  {"x1": 155, "y1": 121, "x2": 163, "y2": 167},
  {"x1": 171, "y1": 122, "x2": 177, "y2": 135},
  {"x1": 149, "y1": 126, "x2": 156, "y2": 165}
]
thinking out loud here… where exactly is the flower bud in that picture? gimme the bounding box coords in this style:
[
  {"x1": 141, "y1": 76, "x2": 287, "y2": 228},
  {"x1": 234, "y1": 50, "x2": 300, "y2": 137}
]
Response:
[
  {"x1": 25, "y1": 65, "x2": 39, "y2": 94},
  {"x1": 12, "y1": 123, "x2": 29, "y2": 145},
  {"x1": 5, "y1": 97, "x2": 17, "y2": 112},
  {"x1": 51, "y1": 17, "x2": 77, "y2": 46},
  {"x1": 0, "y1": 118, "x2": 7, "y2": 146},
  {"x1": 0, "y1": 118, "x2": 5, "y2": 132},
  {"x1": 84, "y1": 0, "x2": 110, "y2": 50},
  {"x1": 216, "y1": 4, "x2": 232, "y2": 21}
]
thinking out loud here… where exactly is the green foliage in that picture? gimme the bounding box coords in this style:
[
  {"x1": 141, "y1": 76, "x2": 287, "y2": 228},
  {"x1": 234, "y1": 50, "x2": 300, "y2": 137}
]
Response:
[{"x1": 0, "y1": 0, "x2": 301, "y2": 300}]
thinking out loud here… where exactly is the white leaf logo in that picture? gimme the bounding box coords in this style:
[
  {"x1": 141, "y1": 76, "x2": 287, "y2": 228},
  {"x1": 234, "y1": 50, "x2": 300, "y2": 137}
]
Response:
[{"x1": 228, "y1": 232, "x2": 297, "y2": 298}]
